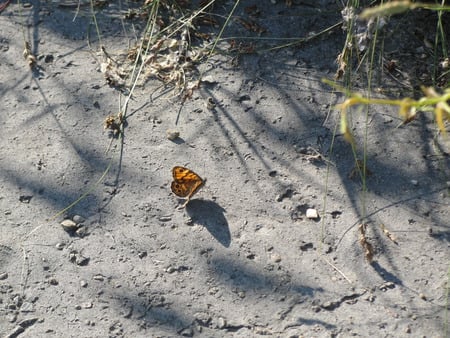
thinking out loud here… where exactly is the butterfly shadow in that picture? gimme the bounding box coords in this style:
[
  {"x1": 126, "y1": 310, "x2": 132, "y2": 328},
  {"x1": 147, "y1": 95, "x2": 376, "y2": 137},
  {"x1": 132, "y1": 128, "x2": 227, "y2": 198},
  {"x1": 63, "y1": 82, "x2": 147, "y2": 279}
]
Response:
[{"x1": 186, "y1": 199, "x2": 231, "y2": 247}]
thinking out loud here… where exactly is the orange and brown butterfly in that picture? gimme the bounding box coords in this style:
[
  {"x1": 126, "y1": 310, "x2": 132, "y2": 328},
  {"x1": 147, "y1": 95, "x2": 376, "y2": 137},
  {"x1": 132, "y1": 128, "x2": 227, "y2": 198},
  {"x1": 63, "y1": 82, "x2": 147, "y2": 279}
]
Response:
[{"x1": 171, "y1": 166, "x2": 205, "y2": 207}]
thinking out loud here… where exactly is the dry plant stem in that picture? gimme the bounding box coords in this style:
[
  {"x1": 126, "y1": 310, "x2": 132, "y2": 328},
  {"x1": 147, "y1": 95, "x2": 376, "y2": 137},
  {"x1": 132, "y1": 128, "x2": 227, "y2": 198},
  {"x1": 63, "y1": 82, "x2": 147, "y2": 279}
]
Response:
[
  {"x1": 261, "y1": 21, "x2": 343, "y2": 53},
  {"x1": 379, "y1": 222, "x2": 398, "y2": 244},
  {"x1": 23, "y1": 41, "x2": 37, "y2": 68},
  {"x1": 358, "y1": 223, "x2": 374, "y2": 263},
  {"x1": 321, "y1": 255, "x2": 352, "y2": 284},
  {"x1": 319, "y1": 105, "x2": 339, "y2": 257},
  {"x1": 20, "y1": 246, "x2": 30, "y2": 295},
  {"x1": 360, "y1": 0, "x2": 450, "y2": 20},
  {"x1": 208, "y1": 0, "x2": 240, "y2": 57},
  {"x1": 324, "y1": 79, "x2": 450, "y2": 138},
  {"x1": 121, "y1": 1, "x2": 162, "y2": 117},
  {"x1": 0, "y1": 0, "x2": 11, "y2": 12},
  {"x1": 445, "y1": 266, "x2": 450, "y2": 336},
  {"x1": 90, "y1": 0, "x2": 103, "y2": 47}
]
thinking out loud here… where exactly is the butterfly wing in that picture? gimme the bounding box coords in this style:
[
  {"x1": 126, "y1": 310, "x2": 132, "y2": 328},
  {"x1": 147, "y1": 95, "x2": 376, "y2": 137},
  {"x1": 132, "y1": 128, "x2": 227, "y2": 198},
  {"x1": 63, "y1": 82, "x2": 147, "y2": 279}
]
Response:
[
  {"x1": 171, "y1": 166, "x2": 204, "y2": 198},
  {"x1": 172, "y1": 166, "x2": 187, "y2": 180},
  {"x1": 185, "y1": 176, "x2": 204, "y2": 199}
]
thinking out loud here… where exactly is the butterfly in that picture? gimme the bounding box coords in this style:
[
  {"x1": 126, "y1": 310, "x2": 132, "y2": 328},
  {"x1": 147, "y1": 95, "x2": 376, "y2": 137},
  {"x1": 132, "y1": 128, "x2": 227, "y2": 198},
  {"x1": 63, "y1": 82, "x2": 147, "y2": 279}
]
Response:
[{"x1": 171, "y1": 166, "x2": 205, "y2": 207}]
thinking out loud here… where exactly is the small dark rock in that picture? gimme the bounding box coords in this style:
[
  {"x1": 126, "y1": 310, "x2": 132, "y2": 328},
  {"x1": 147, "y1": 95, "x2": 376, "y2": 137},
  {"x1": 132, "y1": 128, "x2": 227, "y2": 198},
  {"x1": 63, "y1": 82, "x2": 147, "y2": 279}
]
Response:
[
  {"x1": 237, "y1": 94, "x2": 251, "y2": 102},
  {"x1": 299, "y1": 242, "x2": 313, "y2": 251},
  {"x1": 19, "y1": 195, "x2": 32, "y2": 203},
  {"x1": 180, "y1": 327, "x2": 193, "y2": 337},
  {"x1": 331, "y1": 210, "x2": 342, "y2": 219},
  {"x1": 48, "y1": 278, "x2": 58, "y2": 286},
  {"x1": 44, "y1": 54, "x2": 54, "y2": 63}
]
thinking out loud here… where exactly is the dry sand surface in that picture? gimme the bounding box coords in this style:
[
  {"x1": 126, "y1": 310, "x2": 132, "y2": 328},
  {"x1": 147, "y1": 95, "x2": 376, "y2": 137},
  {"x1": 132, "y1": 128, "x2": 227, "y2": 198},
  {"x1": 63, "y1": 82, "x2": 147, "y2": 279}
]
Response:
[{"x1": 0, "y1": 1, "x2": 449, "y2": 337}]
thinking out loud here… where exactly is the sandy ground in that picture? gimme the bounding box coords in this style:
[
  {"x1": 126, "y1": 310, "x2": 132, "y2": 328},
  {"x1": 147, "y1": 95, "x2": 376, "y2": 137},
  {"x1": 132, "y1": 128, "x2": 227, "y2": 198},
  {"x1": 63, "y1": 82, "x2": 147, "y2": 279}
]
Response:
[{"x1": 0, "y1": 1, "x2": 449, "y2": 337}]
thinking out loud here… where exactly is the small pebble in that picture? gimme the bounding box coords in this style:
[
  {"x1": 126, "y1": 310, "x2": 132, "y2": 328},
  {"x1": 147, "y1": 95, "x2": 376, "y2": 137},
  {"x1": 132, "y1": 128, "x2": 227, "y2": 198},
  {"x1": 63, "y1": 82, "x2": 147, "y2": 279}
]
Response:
[
  {"x1": 61, "y1": 219, "x2": 78, "y2": 231},
  {"x1": 208, "y1": 287, "x2": 219, "y2": 295},
  {"x1": 0, "y1": 272, "x2": 8, "y2": 280},
  {"x1": 7, "y1": 313, "x2": 17, "y2": 323},
  {"x1": 276, "y1": 188, "x2": 293, "y2": 202},
  {"x1": 217, "y1": 317, "x2": 227, "y2": 329},
  {"x1": 379, "y1": 281, "x2": 395, "y2": 291},
  {"x1": 306, "y1": 208, "x2": 319, "y2": 219},
  {"x1": 48, "y1": 277, "x2": 58, "y2": 286},
  {"x1": 206, "y1": 97, "x2": 216, "y2": 109},
  {"x1": 150, "y1": 116, "x2": 162, "y2": 124},
  {"x1": 300, "y1": 242, "x2": 313, "y2": 251},
  {"x1": 20, "y1": 302, "x2": 33, "y2": 312},
  {"x1": 75, "y1": 227, "x2": 87, "y2": 238},
  {"x1": 364, "y1": 294, "x2": 376, "y2": 302},
  {"x1": 19, "y1": 195, "x2": 33, "y2": 203},
  {"x1": 158, "y1": 215, "x2": 172, "y2": 222},
  {"x1": 93, "y1": 274, "x2": 105, "y2": 281},
  {"x1": 72, "y1": 215, "x2": 85, "y2": 223},
  {"x1": 410, "y1": 180, "x2": 418, "y2": 186},
  {"x1": 80, "y1": 280, "x2": 88, "y2": 288},
  {"x1": 201, "y1": 75, "x2": 217, "y2": 85},
  {"x1": 166, "y1": 266, "x2": 176, "y2": 274},
  {"x1": 70, "y1": 253, "x2": 89, "y2": 266},
  {"x1": 238, "y1": 94, "x2": 251, "y2": 102},
  {"x1": 321, "y1": 301, "x2": 337, "y2": 310},
  {"x1": 166, "y1": 129, "x2": 180, "y2": 141},
  {"x1": 43, "y1": 54, "x2": 54, "y2": 63},
  {"x1": 311, "y1": 305, "x2": 321, "y2": 313},
  {"x1": 180, "y1": 327, "x2": 193, "y2": 337},
  {"x1": 271, "y1": 253, "x2": 282, "y2": 263},
  {"x1": 55, "y1": 242, "x2": 65, "y2": 250}
]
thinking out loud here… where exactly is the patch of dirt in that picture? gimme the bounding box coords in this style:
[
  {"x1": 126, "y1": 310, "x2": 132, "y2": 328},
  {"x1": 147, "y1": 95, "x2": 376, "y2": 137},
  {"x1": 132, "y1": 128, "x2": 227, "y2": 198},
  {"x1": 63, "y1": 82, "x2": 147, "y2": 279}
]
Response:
[{"x1": 0, "y1": 1, "x2": 448, "y2": 337}]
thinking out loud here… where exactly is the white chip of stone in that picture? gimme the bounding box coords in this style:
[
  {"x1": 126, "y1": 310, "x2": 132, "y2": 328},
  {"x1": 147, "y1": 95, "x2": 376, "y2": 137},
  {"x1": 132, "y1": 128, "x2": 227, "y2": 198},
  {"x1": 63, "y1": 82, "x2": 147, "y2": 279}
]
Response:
[
  {"x1": 61, "y1": 219, "x2": 77, "y2": 230},
  {"x1": 306, "y1": 208, "x2": 319, "y2": 219}
]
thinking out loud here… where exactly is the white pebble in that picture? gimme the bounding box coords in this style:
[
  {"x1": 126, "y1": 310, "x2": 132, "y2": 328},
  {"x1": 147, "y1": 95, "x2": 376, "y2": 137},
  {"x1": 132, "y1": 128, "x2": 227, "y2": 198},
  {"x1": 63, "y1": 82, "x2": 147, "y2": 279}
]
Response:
[{"x1": 306, "y1": 208, "x2": 319, "y2": 219}]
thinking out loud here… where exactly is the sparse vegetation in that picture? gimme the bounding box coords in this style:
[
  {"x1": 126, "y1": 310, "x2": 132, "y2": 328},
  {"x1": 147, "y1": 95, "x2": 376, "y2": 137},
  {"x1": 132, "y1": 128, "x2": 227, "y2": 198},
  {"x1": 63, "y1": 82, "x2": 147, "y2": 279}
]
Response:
[{"x1": 1, "y1": 1, "x2": 448, "y2": 336}]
